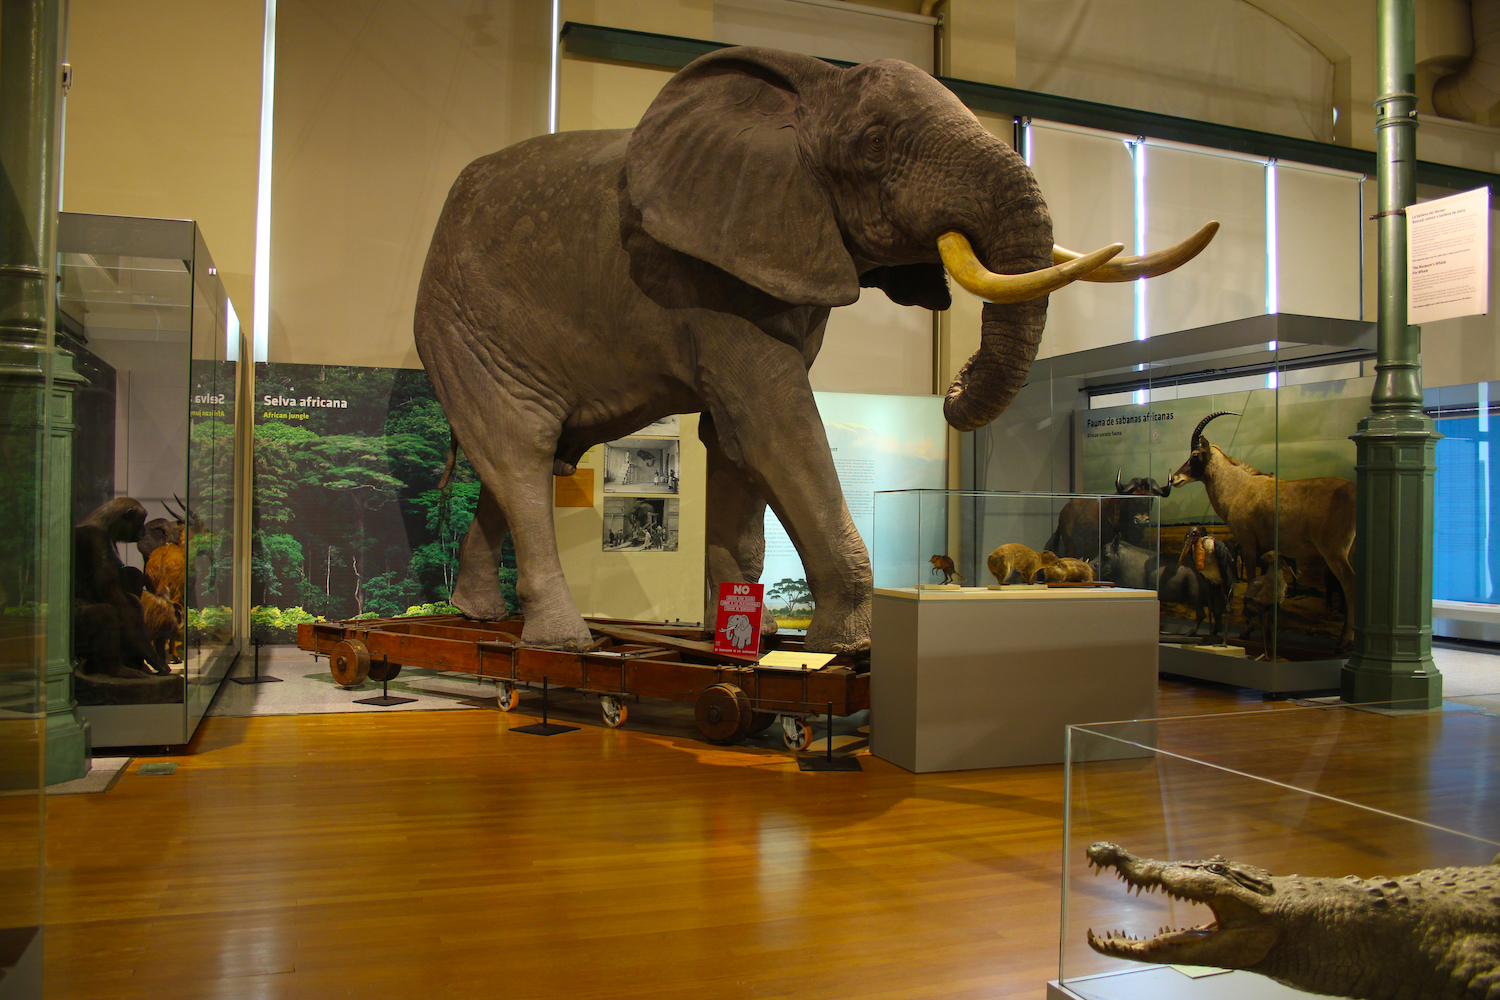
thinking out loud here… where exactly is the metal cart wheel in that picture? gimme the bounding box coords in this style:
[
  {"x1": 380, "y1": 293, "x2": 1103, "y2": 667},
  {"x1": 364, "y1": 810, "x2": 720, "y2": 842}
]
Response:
[
  {"x1": 600, "y1": 695, "x2": 627, "y2": 727},
  {"x1": 781, "y1": 715, "x2": 814, "y2": 752},
  {"x1": 330, "y1": 638, "x2": 370, "y2": 687},
  {"x1": 496, "y1": 681, "x2": 522, "y2": 712}
]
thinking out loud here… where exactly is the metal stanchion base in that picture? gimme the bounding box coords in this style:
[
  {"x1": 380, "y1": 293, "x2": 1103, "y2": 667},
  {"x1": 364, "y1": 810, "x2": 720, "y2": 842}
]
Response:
[
  {"x1": 353, "y1": 693, "x2": 417, "y2": 706},
  {"x1": 510, "y1": 721, "x2": 579, "y2": 736},
  {"x1": 231, "y1": 642, "x2": 279, "y2": 684},
  {"x1": 798, "y1": 755, "x2": 862, "y2": 771}
]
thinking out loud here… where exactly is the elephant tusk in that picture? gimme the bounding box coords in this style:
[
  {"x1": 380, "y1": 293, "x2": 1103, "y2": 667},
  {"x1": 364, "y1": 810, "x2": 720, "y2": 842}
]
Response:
[
  {"x1": 938, "y1": 232, "x2": 1122, "y2": 304},
  {"x1": 1052, "y1": 221, "x2": 1220, "y2": 282}
]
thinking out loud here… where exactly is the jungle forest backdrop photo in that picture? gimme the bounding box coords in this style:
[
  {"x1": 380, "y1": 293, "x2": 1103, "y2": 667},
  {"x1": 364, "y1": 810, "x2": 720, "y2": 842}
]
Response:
[{"x1": 250, "y1": 363, "x2": 514, "y2": 640}]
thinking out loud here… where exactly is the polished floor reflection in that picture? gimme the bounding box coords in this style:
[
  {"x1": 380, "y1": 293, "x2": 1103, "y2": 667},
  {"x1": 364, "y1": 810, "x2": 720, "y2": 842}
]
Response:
[{"x1": 43, "y1": 677, "x2": 1488, "y2": 1000}]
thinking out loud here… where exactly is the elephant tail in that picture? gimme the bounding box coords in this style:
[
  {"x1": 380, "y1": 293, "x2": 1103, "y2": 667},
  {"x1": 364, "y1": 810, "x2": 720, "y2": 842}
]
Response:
[{"x1": 436, "y1": 431, "x2": 459, "y2": 490}]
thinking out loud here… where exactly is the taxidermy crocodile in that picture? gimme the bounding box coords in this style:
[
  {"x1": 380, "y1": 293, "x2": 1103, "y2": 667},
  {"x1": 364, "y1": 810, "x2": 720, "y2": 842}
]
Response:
[{"x1": 1085, "y1": 841, "x2": 1500, "y2": 1000}]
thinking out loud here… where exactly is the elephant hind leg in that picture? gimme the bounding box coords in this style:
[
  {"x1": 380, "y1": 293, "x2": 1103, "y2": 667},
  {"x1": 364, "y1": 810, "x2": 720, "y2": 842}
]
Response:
[
  {"x1": 452, "y1": 484, "x2": 512, "y2": 621},
  {"x1": 463, "y1": 434, "x2": 593, "y2": 650},
  {"x1": 700, "y1": 414, "x2": 777, "y2": 636}
]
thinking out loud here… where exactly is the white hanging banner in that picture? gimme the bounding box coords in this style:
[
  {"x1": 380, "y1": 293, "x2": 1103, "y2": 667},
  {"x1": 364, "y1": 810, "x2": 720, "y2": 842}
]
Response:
[{"x1": 1408, "y1": 186, "x2": 1490, "y2": 324}]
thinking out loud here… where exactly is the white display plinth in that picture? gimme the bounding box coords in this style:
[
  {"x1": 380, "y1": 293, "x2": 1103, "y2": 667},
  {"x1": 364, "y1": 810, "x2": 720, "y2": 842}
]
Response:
[{"x1": 870, "y1": 587, "x2": 1158, "y2": 773}]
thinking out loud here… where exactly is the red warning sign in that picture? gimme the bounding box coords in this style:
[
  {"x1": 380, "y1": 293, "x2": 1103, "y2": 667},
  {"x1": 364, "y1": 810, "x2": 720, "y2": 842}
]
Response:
[{"x1": 713, "y1": 581, "x2": 764, "y2": 657}]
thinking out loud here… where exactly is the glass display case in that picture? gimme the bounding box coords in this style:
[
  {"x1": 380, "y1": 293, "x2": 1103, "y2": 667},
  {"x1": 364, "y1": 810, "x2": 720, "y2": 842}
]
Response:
[
  {"x1": 57, "y1": 213, "x2": 246, "y2": 747},
  {"x1": 1053, "y1": 699, "x2": 1500, "y2": 999},
  {"x1": 873, "y1": 488, "x2": 1161, "y2": 593}
]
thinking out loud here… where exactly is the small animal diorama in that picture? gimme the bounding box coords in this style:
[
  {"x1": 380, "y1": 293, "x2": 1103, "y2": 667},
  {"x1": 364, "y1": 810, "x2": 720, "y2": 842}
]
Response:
[
  {"x1": 929, "y1": 554, "x2": 965, "y2": 586},
  {"x1": 1035, "y1": 556, "x2": 1096, "y2": 583},
  {"x1": 1085, "y1": 840, "x2": 1500, "y2": 1000},
  {"x1": 987, "y1": 543, "x2": 1055, "y2": 585}
]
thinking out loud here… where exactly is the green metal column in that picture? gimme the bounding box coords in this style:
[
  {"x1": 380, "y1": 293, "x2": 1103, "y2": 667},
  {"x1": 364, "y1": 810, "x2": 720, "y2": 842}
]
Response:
[
  {"x1": 1, "y1": 0, "x2": 87, "y2": 781},
  {"x1": 1342, "y1": 0, "x2": 1443, "y2": 709}
]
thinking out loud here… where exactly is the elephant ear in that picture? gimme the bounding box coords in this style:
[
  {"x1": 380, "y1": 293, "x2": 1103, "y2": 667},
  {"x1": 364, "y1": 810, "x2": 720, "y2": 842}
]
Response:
[{"x1": 626, "y1": 47, "x2": 858, "y2": 307}]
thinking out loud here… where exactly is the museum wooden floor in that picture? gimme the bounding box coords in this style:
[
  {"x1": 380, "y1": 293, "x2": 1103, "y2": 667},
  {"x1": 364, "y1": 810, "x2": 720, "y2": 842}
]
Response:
[{"x1": 33, "y1": 681, "x2": 1411, "y2": 1000}]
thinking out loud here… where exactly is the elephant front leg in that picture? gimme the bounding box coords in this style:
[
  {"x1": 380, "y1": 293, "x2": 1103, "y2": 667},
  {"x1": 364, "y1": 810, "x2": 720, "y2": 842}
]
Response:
[
  {"x1": 700, "y1": 414, "x2": 778, "y2": 636},
  {"x1": 703, "y1": 360, "x2": 870, "y2": 655}
]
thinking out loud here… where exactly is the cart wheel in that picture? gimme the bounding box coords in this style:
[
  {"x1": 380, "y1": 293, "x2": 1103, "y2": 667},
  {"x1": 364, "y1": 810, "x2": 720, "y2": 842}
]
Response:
[
  {"x1": 367, "y1": 657, "x2": 402, "y2": 682},
  {"x1": 330, "y1": 638, "x2": 370, "y2": 687},
  {"x1": 600, "y1": 695, "x2": 627, "y2": 728},
  {"x1": 695, "y1": 683, "x2": 753, "y2": 743},
  {"x1": 747, "y1": 711, "x2": 777, "y2": 736},
  {"x1": 496, "y1": 682, "x2": 522, "y2": 712},
  {"x1": 782, "y1": 716, "x2": 814, "y2": 752}
]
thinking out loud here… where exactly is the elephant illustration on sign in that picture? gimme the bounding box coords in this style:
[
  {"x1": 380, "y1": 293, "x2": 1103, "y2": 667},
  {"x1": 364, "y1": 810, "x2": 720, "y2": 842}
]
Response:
[
  {"x1": 721, "y1": 614, "x2": 755, "y2": 650},
  {"x1": 415, "y1": 46, "x2": 1215, "y2": 652}
]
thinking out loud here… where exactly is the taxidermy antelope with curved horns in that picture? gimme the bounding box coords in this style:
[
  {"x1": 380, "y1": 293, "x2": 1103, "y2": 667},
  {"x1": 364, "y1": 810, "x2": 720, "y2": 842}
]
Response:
[{"x1": 1169, "y1": 411, "x2": 1357, "y2": 649}]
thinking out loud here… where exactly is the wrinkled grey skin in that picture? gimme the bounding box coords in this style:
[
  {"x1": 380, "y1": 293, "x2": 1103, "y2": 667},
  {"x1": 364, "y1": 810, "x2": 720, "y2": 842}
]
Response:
[
  {"x1": 1087, "y1": 841, "x2": 1500, "y2": 1000},
  {"x1": 415, "y1": 46, "x2": 1051, "y2": 650}
]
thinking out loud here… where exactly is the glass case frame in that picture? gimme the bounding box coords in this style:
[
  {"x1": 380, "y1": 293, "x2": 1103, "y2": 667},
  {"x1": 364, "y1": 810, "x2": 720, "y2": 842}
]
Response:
[
  {"x1": 1053, "y1": 698, "x2": 1500, "y2": 999},
  {"x1": 57, "y1": 212, "x2": 247, "y2": 747}
]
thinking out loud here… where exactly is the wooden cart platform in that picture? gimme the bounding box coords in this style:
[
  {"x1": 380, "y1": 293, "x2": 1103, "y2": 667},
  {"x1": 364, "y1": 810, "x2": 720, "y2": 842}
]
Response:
[{"x1": 296, "y1": 614, "x2": 868, "y2": 748}]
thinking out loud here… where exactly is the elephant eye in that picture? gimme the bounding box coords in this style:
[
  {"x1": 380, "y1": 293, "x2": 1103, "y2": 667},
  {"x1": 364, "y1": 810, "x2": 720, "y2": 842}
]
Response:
[{"x1": 865, "y1": 129, "x2": 888, "y2": 158}]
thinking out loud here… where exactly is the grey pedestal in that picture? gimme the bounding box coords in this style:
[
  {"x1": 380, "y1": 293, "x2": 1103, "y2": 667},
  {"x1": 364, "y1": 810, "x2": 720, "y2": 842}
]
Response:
[
  {"x1": 870, "y1": 588, "x2": 1158, "y2": 772},
  {"x1": 1048, "y1": 967, "x2": 1308, "y2": 1000}
]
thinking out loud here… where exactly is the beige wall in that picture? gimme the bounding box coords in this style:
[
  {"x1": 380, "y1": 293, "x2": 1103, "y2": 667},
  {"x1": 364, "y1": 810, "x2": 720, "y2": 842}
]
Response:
[
  {"x1": 553, "y1": 15, "x2": 709, "y2": 623},
  {"x1": 63, "y1": 0, "x2": 264, "y2": 330},
  {"x1": 268, "y1": 0, "x2": 549, "y2": 368}
]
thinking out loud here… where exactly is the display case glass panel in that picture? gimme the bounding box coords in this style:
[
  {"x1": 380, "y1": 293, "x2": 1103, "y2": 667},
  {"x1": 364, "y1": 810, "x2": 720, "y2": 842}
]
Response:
[
  {"x1": 56, "y1": 213, "x2": 244, "y2": 745},
  {"x1": 873, "y1": 488, "x2": 1161, "y2": 594},
  {"x1": 1057, "y1": 701, "x2": 1500, "y2": 999}
]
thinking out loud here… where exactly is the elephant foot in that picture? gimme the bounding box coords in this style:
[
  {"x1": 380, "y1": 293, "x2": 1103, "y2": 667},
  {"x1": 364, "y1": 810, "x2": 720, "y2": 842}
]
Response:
[
  {"x1": 802, "y1": 597, "x2": 872, "y2": 655},
  {"x1": 520, "y1": 609, "x2": 595, "y2": 651},
  {"x1": 830, "y1": 637, "x2": 871, "y2": 658},
  {"x1": 453, "y1": 589, "x2": 511, "y2": 621},
  {"x1": 760, "y1": 609, "x2": 779, "y2": 636}
]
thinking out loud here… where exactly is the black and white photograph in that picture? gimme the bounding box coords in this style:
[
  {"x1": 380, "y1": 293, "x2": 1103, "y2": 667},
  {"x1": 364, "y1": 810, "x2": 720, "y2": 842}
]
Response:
[
  {"x1": 603, "y1": 436, "x2": 680, "y2": 494},
  {"x1": 602, "y1": 497, "x2": 679, "y2": 552}
]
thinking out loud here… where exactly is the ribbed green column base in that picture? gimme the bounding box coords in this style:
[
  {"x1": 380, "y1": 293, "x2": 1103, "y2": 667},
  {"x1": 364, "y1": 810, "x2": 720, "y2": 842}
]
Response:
[{"x1": 1342, "y1": 411, "x2": 1442, "y2": 709}]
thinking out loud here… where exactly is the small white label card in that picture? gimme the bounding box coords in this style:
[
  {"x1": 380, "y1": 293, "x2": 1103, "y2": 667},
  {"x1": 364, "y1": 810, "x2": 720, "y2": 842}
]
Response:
[{"x1": 1408, "y1": 186, "x2": 1490, "y2": 324}]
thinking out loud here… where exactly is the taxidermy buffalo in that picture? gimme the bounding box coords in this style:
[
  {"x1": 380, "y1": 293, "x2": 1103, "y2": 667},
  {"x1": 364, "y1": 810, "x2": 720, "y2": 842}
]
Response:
[
  {"x1": 416, "y1": 46, "x2": 1216, "y2": 651},
  {"x1": 1043, "y1": 472, "x2": 1170, "y2": 560}
]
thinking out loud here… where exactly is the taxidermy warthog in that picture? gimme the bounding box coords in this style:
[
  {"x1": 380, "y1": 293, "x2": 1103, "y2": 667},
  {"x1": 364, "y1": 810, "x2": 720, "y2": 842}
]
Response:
[
  {"x1": 1169, "y1": 412, "x2": 1356, "y2": 648},
  {"x1": 1043, "y1": 472, "x2": 1169, "y2": 560},
  {"x1": 1099, "y1": 534, "x2": 1157, "y2": 591},
  {"x1": 416, "y1": 46, "x2": 1215, "y2": 651}
]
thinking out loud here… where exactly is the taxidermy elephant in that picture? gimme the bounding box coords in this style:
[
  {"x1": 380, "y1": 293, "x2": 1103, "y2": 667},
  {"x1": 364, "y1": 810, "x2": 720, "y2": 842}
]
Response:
[{"x1": 415, "y1": 46, "x2": 1215, "y2": 652}]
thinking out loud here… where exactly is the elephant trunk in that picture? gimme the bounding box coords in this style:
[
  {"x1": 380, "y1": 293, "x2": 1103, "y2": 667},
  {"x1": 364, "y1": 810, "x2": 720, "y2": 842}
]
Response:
[{"x1": 944, "y1": 298, "x2": 1049, "y2": 432}]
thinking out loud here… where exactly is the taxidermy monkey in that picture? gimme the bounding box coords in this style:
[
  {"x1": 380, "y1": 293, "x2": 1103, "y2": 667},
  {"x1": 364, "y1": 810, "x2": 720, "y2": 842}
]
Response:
[
  {"x1": 1035, "y1": 556, "x2": 1096, "y2": 583},
  {"x1": 987, "y1": 543, "x2": 1056, "y2": 585},
  {"x1": 929, "y1": 554, "x2": 964, "y2": 585}
]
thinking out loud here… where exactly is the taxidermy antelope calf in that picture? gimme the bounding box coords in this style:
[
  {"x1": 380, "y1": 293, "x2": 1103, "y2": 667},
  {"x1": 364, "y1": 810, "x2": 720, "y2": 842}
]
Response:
[{"x1": 1169, "y1": 412, "x2": 1356, "y2": 649}]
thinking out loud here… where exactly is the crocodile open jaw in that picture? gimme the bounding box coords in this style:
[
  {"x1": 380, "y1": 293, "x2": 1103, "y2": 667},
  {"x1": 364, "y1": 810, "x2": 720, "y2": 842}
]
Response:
[
  {"x1": 1083, "y1": 841, "x2": 1278, "y2": 969},
  {"x1": 1084, "y1": 852, "x2": 1221, "y2": 959}
]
